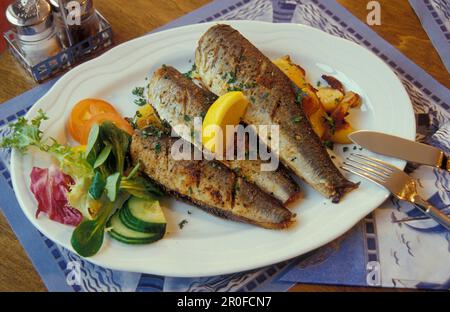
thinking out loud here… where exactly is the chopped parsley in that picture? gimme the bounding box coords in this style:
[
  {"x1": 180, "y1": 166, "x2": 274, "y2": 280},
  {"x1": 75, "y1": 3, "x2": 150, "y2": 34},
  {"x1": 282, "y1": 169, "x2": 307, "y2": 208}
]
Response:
[
  {"x1": 183, "y1": 64, "x2": 197, "y2": 80},
  {"x1": 343, "y1": 146, "x2": 349, "y2": 153},
  {"x1": 178, "y1": 219, "x2": 188, "y2": 229},
  {"x1": 154, "y1": 142, "x2": 161, "y2": 153},
  {"x1": 317, "y1": 81, "x2": 322, "y2": 87},
  {"x1": 132, "y1": 86, "x2": 147, "y2": 106},
  {"x1": 132, "y1": 87, "x2": 145, "y2": 97},
  {"x1": 226, "y1": 72, "x2": 237, "y2": 84},
  {"x1": 188, "y1": 186, "x2": 193, "y2": 194},
  {"x1": 292, "y1": 116, "x2": 302, "y2": 124},
  {"x1": 142, "y1": 125, "x2": 166, "y2": 138},
  {"x1": 227, "y1": 86, "x2": 243, "y2": 92},
  {"x1": 250, "y1": 96, "x2": 256, "y2": 103},
  {"x1": 323, "y1": 140, "x2": 334, "y2": 150},
  {"x1": 323, "y1": 114, "x2": 336, "y2": 134},
  {"x1": 243, "y1": 82, "x2": 257, "y2": 89},
  {"x1": 134, "y1": 97, "x2": 147, "y2": 106},
  {"x1": 184, "y1": 115, "x2": 191, "y2": 122},
  {"x1": 187, "y1": 210, "x2": 192, "y2": 215},
  {"x1": 353, "y1": 146, "x2": 357, "y2": 150},
  {"x1": 261, "y1": 92, "x2": 269, "y2": 99},
  {"x1": 295, "y1": 88, "x2": 308, "y2": 104}
]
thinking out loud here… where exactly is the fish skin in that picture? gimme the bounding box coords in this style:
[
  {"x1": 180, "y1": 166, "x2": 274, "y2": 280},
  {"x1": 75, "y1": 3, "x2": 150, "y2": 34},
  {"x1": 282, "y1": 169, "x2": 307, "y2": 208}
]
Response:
[
  {"x1": 195, "y1": 24, "x2": 357, "y2": 202},
  {"x1": 148, "y1": 65, "x2": 300, "y2": 206},
  {"x1": 130, "y1": 131, "x2": 295, "y2": 229}
]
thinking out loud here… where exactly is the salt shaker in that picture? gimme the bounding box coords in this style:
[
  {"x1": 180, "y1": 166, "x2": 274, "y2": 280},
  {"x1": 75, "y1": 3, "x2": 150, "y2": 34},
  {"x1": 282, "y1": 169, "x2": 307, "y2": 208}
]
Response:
[
  {"x1": 49, "y1": 0, "x2": 100, "y2": 48},
  {"x1": 6, "y1": 0, "x2": 62, "y2": 66}
]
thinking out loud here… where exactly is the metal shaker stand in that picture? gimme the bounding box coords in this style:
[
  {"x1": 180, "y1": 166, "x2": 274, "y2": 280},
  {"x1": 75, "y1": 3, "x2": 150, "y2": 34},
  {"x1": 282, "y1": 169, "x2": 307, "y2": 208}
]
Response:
[{"x1": 3, "y1": 11, "x2": 113, "y2": 83}]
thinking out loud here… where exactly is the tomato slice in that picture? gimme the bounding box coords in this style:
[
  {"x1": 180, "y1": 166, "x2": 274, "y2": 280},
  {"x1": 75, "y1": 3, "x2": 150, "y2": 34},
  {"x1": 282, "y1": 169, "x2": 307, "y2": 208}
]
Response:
[
  {"x1": 68, "y1": 99, "x2": 118, "y2": 142},
  {"x1": 79, "y1": 112, "x2": 134, "y2": 144}
]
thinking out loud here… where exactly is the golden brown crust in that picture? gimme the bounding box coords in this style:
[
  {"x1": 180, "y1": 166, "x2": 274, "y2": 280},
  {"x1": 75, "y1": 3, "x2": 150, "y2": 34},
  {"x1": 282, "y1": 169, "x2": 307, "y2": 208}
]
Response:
[
  {"x1": 148, "y1": 65, "x2": 301, "y2": 205},
  {"x1": 130, "y1": 132, "x2": 295, "y2": 229},
  {"x1": 195, "y1": 24, "x2": 357, "y2": 202}
]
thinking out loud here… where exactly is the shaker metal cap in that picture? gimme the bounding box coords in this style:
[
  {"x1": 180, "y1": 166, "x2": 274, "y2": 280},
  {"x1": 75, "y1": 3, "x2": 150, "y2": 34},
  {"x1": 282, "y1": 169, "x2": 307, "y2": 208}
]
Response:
[
  {"x1": 48, "y1": 0, "x2": 95, "y2": 18},
  {"x1": 6, "y1": 0, "x2": 52, "y2": 37}
]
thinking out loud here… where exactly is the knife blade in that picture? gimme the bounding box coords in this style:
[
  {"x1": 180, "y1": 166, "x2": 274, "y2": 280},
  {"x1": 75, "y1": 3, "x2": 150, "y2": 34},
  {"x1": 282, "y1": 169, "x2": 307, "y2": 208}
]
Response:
[{"x1": 349, "y1": 131, "x2": 449, "y2": 171}]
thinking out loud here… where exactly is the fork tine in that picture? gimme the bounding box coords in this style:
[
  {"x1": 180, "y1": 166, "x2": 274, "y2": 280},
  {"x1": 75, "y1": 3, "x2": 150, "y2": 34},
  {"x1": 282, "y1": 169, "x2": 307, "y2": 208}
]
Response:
[
  {"x1": 343, "y1": 160, "x2": 388, "y2": 181},
  {"x1": 350, "y1": 153, "x2": 396, "y2": 172},
  {"x1": 347, "y1": 155, "x2": 391, "y2": 178},
  {"x1": 341, "y1": 163, "x2": 386, "y2": 188}
]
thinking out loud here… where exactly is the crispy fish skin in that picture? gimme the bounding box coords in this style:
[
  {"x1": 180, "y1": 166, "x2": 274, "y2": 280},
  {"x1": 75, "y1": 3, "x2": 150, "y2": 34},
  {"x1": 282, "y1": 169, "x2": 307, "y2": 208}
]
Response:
[
  {"x1": 148, "y1": 65, "x2": 300, "y2": 205},
  {"x1": 195, "y1": 24, "x2": 357, "y2": 202},
  {"x1": 130, "y1": 131, "x2": 295, "y2": 229}
]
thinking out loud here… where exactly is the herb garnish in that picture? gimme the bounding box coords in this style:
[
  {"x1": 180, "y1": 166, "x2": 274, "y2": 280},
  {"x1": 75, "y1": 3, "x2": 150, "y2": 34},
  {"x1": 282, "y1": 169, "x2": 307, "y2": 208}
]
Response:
[
  {"x1": 132, "y1": 87, "x2": 145, "y2": 97},
  {"x1": 183, "y1": 64, "x2": 197, "y2": 80},
  {"x1": 295, "y1": 88, "x2": 308, "y2": 104},
  {"x1": 184, "y1": 115, "x2": 191, "y2": 122},
  {"x1": 154, "y1": 142, "x2": 161, "y2": 153},
  {"x1": 323, "y1": 114, "x2": 336, "y2": 134},
  {"x1": 178, "y1": 219, "x2": 188, "y2": 229},
  {"x1": 134, "y1": 98, "x2": 147, "y2": 106},
  {"x1": 227, "y1": 72, "x2": 237, "y2": 84},
  {"x1": 132, "y1": 86, "x2": 147, "y2": 106},
  {"x1": 227, "y1": 86, "x2": 243, "y2": 92},
  {"x1": 292, "y1": 116, "x2": 302, "y2": 124},
  {"x1": 323, "y1": 140, "x2": 334, "y2": 150}
]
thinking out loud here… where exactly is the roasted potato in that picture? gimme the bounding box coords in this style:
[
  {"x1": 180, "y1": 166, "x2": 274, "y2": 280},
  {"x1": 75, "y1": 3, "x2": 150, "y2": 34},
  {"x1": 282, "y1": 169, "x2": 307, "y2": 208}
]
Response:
[
  {"x1": 316, "y1": 87, "x2": 344, "y2": 112},
  {"x1": 329, "y1": 123, "x2": 354, "y2": 144},
  {"x1": 273, "y1": 55, "x2": 307, "y2": 88},
  {"x1": 322, "y1": 75, "x2": 345, "y2": 93},
  {"x1": 341, "y1": 91, "x2": 361, "y2": 108},
  {"x1": 136, "y1": 104, "x2": 160, "y2": 129}
]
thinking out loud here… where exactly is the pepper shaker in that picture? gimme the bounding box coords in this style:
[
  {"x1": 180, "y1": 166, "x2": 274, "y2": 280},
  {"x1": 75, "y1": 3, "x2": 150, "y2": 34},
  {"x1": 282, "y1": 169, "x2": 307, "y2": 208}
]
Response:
[
  {"x1": 6, "y1": 0, "x2": 62, "y2": 66},
  {"x1": 49, "y1": 0, "x2": 100, "y2": 48}
]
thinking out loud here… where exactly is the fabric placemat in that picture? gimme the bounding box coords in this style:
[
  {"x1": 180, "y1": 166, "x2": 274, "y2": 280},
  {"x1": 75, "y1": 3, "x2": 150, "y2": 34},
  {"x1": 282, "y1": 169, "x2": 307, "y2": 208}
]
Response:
[
  {"x1": 409, "y1": 0, "x2": 450, "y2": 74},
  {"x1": 0, "y1": 0, "x2": 449, "y2": 291}
]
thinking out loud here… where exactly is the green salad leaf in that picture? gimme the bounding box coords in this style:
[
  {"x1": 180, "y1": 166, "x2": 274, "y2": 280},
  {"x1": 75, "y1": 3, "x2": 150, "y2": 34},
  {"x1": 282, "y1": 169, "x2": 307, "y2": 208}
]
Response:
[{"x1": 1, "y1": 110, "x2": 164, "y2": 257}]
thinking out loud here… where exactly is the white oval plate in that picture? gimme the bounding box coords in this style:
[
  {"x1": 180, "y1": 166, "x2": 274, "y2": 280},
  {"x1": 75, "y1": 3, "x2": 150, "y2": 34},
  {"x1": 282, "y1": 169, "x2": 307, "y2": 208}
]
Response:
[{"x1": 11, "y1": 21, "x2": 415, "y2": 277}]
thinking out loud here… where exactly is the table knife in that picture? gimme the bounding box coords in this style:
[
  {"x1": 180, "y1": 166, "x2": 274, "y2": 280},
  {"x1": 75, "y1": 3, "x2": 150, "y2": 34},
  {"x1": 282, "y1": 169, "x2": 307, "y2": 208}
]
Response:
[{"x1": 349, "y1": 130, "x2": 449, "y2": 171}]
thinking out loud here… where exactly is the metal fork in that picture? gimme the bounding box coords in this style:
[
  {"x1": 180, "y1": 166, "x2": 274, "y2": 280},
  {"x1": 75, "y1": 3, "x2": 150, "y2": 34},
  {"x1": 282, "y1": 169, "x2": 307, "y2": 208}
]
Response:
[{"x1": 341, "y1": 153, "x2": 450, "y2": 231}]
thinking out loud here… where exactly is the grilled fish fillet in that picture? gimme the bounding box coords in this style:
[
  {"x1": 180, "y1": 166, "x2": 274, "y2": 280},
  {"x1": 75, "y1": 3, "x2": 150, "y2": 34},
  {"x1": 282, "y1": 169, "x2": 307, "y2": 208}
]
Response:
[
  {"x1": 130, "y1": 131, "x2": 295, "y2": 229},
  {"x1": 195, "y1": 24, "x2": 357, "y2": 202},
  {"x1": 148, "y1": 65, "x2": 300, "y2": 205}
]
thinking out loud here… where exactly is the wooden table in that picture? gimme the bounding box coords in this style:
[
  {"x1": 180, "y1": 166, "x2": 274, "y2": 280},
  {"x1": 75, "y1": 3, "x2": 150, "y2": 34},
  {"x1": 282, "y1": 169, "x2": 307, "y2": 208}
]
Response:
[{"x1": 0, "y1": 0, "x2": 447, "y2": 292}]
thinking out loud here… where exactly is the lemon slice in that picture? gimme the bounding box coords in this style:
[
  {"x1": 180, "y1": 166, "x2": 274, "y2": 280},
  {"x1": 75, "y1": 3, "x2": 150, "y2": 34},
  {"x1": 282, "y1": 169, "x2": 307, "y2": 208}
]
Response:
[{"x1": 202, "y1": 91, "x2": 249, "y2": 153}]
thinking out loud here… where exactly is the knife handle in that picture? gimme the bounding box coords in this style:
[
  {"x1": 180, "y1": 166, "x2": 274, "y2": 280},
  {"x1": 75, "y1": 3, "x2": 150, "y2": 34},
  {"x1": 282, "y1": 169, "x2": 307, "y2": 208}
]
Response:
[{"x1": 414, "y1": 196, "x2": 450, "y2": 231}]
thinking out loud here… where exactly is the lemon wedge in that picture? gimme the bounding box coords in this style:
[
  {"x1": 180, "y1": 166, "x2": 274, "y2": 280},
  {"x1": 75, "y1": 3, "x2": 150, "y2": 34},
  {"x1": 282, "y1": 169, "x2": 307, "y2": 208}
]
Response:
[{"x1": 202, "y1": 91, "x2": 249, "y2": 153}]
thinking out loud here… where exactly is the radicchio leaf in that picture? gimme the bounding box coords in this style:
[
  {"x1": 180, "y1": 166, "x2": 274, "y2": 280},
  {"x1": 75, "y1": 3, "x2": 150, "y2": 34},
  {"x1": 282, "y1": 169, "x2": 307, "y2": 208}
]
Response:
[{"x1": 30, "y1": 166, "x2": 83, "y2": 226}]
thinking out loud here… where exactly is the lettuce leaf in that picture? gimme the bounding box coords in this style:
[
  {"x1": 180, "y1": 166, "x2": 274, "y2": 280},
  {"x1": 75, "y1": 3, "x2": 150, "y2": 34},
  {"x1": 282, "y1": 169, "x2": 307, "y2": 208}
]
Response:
[{"x1": 30, "y1": 166, "x2": 83, "y2": 226}]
